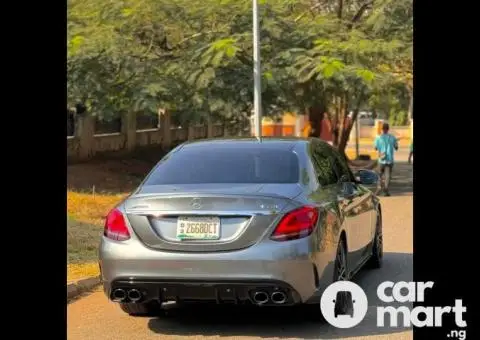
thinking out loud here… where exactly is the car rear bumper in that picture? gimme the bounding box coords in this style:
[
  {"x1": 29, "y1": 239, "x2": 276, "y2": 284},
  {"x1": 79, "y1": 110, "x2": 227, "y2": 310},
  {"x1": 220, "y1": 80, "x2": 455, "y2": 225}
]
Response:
[
  {"x1": 107, "y1": 278, "x2": 301, "y2": 306},
  {"x1": 99, "y1": 236, "x2": 321, "y2": 305}
]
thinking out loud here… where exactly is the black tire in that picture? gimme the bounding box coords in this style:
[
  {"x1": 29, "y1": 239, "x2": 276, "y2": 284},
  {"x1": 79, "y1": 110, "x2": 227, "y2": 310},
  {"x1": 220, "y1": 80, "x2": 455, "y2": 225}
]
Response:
[
  {"x1": 298, "y1": 238, "x2": 349, "y2": 322},
  {"x1": 367, "y1": 209, "x2": 383, "y2": 269},
  {"x1": 119, "y1": 300, "x2": 162, "y2": 316},
  {"x1": 331, "y1": 237, "x2": 354, "y2": 316},
  {"x1": 334, "y1": 237, "x2": 348, "y2": 281}
]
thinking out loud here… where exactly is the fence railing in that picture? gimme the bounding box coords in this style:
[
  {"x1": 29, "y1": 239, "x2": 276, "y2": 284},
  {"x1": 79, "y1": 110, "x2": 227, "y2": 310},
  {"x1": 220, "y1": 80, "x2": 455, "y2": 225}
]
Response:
[
  {"x1": 67, "y1": 111, "x2": 238, "y2": 162},
  {"x1": 67, "y1": 112, "x2": 410, "y2": 162}
]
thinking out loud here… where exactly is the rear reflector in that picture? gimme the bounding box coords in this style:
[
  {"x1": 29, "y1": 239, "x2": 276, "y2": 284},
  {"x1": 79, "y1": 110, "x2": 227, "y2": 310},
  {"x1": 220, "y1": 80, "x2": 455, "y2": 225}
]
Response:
[
  {"x1": 104, "y1": 208, "x2": 130, "y2": 241},
  {"x1": 271, "y1": 206, "x2": 319, "y2": 241}
]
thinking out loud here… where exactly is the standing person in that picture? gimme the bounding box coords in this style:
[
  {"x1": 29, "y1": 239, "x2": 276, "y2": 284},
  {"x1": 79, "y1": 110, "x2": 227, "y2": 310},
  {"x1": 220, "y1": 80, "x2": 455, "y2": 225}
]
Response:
[
  {"x1": 374, "y1": 123, "x2": 398, "y2": 196},
  {"x1": 408, "y1": 140, "x2": 413, "y2": 164}
]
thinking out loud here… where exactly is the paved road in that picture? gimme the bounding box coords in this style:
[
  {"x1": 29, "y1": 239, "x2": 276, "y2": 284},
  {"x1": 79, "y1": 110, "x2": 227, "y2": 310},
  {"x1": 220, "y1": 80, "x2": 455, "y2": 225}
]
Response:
[{"x1": 68, "y1": 163, "x2": 413, "y2": 340}]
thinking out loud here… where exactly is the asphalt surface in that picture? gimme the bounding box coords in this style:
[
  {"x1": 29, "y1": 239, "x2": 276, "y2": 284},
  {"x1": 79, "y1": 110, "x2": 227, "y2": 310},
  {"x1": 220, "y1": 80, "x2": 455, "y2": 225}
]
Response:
[{"x1": 68, "y1": 154, "x2": 413, "y2": 340}]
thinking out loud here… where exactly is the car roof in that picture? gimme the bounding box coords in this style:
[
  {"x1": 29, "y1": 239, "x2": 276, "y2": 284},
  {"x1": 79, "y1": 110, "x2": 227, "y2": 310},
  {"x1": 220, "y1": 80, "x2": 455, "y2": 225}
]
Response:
[{"x1": 177, "y1": 137, "x2": 332, "y2": 152}]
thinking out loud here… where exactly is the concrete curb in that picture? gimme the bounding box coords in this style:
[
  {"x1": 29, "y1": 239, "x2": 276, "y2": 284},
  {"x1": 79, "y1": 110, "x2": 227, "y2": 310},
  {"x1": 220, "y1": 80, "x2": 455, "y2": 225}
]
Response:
[{"x1": 67, "y1": 276, "x2": 102, "y2": 300}]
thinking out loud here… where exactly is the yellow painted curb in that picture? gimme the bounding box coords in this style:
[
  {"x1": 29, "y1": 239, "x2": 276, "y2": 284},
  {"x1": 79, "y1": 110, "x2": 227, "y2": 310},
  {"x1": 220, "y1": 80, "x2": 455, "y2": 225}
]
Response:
[
  {"x1": 358, "y1": 138, "x2": 411, "y2": 146},
  {"x1": 67, "y1": 262, "x2": 100, "y2": 282},
  {"x1": 67, "y1": 276, "x2": 101, "y2": 300}
]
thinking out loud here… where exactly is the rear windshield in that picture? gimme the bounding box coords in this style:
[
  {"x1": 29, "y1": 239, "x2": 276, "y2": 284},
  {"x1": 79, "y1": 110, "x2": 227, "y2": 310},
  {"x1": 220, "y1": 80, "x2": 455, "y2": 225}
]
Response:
[{"x1": 143, "y1": 146, "x2": 300, "y2": 185}]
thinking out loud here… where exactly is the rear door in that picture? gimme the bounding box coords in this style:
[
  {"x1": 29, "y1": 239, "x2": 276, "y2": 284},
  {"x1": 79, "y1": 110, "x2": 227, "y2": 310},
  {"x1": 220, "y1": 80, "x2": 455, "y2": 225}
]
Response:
[
  {"x1": 308, "y1": 140, "x2": 352, "y2": 243},
  {"x1": 333, "y1": 152, "x2": 375, "y2": 266}
]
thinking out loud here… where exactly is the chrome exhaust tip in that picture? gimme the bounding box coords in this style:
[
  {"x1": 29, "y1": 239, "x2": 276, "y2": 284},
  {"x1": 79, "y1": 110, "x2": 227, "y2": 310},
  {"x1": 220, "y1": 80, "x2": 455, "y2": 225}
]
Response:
[
  {"x1": 112, "y1": 289, "x2": 126, "y2": 302},
  {"x1": 271, "y1": 291, "x2": 287, "y2": 304},
  {"x1": 127, "y1": 289, "x2": 142, "y2": 302},
  {"x1": 252, "y1": 291, "x2": 269, "y2": 305}
]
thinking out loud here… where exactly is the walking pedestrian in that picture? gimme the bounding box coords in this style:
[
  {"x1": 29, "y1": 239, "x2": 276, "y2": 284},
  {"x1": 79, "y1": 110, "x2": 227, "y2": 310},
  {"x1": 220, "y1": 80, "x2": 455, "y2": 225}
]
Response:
[{"x1": 374, "y1": 123, "x2": 398, "y2": 196}]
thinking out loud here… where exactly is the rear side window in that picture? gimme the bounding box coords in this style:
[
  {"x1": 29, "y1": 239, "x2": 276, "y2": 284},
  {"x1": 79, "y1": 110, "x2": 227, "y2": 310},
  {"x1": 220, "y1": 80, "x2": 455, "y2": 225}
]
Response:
[
  {"x1": 333, "y1": 152, "x2": 354, "y2": 182},
  {"x1": 310, "y1": 142, "x2": 339, "y2": 186},
  {"x1": 143, "y1": 146, "x2": 300, "y2": 185}
]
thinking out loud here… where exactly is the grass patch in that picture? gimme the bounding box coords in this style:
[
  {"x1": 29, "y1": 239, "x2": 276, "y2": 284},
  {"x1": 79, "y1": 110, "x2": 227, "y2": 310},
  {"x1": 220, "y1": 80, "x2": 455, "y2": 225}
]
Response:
[
  {"x1": 67, "y1": 219, "x2": 103, "y2": 264},
  {"x1": 67, "y1": 159, "x2": 153, "y2": 194},
  {"x1": 67, "y1": 159, "x2": 145, "y2": 282},
  {"x1": 67, "y1": 191, "x2": 127, "y2": 226},
  {"x1": 67, "y1": 219, "x2": 103, "y2": 282}
]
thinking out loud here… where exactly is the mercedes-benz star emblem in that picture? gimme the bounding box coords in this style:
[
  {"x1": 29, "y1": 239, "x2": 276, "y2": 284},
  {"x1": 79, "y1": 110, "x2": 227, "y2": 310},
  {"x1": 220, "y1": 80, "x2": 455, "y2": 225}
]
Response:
[{"x1": 190, "y1": 198, "x2": 202, "y2": 209}]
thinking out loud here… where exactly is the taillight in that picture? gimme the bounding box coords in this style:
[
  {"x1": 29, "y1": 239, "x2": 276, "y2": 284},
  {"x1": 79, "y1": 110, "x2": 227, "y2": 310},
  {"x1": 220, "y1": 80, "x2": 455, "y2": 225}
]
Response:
[
  {"x1": 271, "y1": 206, "x2": 319, "y2": 242},
  {"x1": 104, "y1": 208, "x2": 130, "y2": 241}
]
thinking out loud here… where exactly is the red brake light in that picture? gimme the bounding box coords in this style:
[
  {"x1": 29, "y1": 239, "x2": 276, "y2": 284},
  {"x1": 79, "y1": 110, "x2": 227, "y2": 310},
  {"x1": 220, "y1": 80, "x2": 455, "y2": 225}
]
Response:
[
  {"x1": 104, "y1": 208, "x2": 130, "y2": 241},
  {"x1": 271, "y1": 206, "x2": 319, "y2": 242}
]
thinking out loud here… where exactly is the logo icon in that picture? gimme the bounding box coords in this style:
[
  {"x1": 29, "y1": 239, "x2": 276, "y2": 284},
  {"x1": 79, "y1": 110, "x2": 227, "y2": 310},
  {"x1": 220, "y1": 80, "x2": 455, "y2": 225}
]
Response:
[
  {"x1": 320, "y1": 281, "x2": 368, "y2": 328},
  {"x1": 190, "y1": 198, "x2": 202, "y2": 209}
]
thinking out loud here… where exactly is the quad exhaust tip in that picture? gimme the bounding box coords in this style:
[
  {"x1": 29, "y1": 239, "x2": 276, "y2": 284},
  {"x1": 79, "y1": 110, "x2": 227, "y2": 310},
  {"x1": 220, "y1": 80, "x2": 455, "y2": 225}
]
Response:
[
  {"x1": 112, "y1": 288, "x2": 142, "y2": 303},
  {"x1": 127, "y1": 289, "x2": 142, "y2": 302},
  {"x1": 112, "y1": 289, "x2": 126, "y2": 302},
  {"x1": 252, "y1": 291, "x2": 269, "y2": 305},
  {"x1": 271, "y1": 291, "x2": 287, "y2": 304}
]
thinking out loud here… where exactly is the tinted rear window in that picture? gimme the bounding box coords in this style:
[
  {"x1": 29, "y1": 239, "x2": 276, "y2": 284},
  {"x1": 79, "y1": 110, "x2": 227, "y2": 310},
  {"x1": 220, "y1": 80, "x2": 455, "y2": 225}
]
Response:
[{"x1": 144, "y1": 145, "x2": 300, "y2": 185}]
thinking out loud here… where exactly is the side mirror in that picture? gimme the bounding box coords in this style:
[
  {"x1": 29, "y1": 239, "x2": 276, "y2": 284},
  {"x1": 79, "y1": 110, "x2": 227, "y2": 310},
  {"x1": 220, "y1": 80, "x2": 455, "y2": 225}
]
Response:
[
  {"x1": 338, "y1": 174, "x2": 350, "y2": 184},
  {"x1": 354, "y1": 169, "x2": 379, "y2": 185},
  {"x1": 337, "y1": 175, "x2": 355, "y2": 197}
]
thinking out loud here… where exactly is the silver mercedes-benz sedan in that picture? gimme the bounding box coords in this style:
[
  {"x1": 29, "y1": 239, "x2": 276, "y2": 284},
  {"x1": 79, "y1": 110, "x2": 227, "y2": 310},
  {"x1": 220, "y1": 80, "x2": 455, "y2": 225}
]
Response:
[{"x1": 99, "y1": 137, "x2": 383, "y2": 316}]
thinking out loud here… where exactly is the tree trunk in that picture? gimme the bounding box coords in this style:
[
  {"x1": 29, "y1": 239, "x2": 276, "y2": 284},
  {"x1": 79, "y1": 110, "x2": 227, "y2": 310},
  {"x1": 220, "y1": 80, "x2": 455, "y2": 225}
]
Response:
[
  {"x1": 338, "y1": 110, "x2": 353, "y2": 154},
  {"x1": 307, "y1": 103, "x2": 326, "y2": 138},
  {"x1": 337, "y1": 94, "x2": 350, "y2": 153},
  {"x1": 337, "y1": 0, "x2": 344, "y2": 19},
  {"x1": 332, "y1": 96, "x2": 340, "y2": 146},
  {"x1": 338, "y1": 91, "x2": 365, "y2": 155}
]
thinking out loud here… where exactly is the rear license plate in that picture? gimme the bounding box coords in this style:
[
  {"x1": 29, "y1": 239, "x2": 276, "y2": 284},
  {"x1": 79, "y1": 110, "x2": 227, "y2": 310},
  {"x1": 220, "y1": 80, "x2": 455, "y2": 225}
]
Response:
[{"x1": 176, "y1": 216, "x2": 221, "y2": 240}]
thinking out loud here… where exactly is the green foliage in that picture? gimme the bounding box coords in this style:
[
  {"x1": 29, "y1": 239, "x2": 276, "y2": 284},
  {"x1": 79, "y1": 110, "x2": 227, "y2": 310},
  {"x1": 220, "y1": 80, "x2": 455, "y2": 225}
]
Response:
[
  {"x1": 68, "y1": 0, "x2": 413, "y2": 146},
  {"x1": 388, "y1": 110, "x2": 409, "y2": 126}
]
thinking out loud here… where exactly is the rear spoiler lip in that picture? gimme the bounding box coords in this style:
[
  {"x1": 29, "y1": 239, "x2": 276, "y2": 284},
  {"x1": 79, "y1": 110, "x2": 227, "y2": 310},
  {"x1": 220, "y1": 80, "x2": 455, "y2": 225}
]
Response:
[
  {"x1": 130, "y1": 192, "x2": 293, "y2": 200},
  {"x1": 124, "y1": 192, "x2": 304, "y2": 216}
]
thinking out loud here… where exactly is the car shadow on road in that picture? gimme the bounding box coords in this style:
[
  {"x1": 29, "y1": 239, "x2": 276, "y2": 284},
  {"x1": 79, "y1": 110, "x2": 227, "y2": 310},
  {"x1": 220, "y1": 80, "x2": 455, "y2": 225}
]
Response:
[{"x1": 147, "y1": 252, "x2": 413, "y2": 339}]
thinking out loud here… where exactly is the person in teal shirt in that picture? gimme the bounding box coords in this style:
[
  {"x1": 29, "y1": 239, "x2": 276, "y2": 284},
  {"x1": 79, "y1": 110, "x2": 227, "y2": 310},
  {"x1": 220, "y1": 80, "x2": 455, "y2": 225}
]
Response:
[
  {"x1": 374, "y1": 123, "x2": 398, "y2": 196},
  {"x1": 408, "y1": 141, "x2": 413, "y2": 164}
]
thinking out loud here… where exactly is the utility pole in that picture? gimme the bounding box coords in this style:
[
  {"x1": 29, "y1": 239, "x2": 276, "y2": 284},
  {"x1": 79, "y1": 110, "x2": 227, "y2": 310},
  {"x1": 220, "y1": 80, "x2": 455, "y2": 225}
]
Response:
[{"x1": 252, "y1": 0, "x2": 262, "y2": 138}]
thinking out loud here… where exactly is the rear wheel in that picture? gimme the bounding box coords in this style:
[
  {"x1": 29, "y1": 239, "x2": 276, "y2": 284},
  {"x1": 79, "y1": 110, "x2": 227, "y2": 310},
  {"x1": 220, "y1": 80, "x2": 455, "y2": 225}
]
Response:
[
  {"x1": 331, "y1": 237, "x2": 353, "y2": 316},
  {"x1": 367, "y1": 210, "x2": 383, "y2": 269},
  {"x1": 119, "y1": 300, "x2": 162, "y2": 316},
  {"x1": 334, "y1": 237, "x2": 348, "y2": 281},
  {"x1": 300, "y1": 237, "x2": 349, "y2": 321}
]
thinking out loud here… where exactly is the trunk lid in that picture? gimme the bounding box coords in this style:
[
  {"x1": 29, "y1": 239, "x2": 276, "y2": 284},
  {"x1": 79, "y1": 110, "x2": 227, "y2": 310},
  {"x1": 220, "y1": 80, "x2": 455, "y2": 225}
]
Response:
[{"x1": 124, "y1": 184, "x2": 302, "y2": 252}]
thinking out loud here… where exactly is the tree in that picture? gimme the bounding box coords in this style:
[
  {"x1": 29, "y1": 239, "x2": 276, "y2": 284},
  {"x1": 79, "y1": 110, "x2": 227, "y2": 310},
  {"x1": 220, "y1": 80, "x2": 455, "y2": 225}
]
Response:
[
  {"x1": 67, "y1": 0, "x2": 413, "y2": 156},
  {"x1": 190, "y1": 0, "x2": 412, "y2": 154}
]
